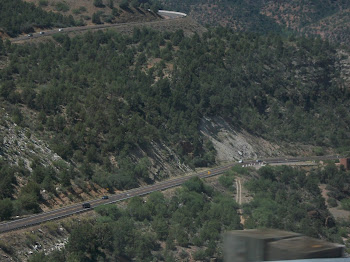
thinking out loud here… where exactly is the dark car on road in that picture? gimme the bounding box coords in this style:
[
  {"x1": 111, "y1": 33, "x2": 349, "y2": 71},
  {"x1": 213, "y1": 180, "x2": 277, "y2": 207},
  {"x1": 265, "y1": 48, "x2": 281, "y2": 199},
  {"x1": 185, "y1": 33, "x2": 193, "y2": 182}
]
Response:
[
  {"x1": 102, "y1": 196, "x2": 109, "y2": 200},
  {"x1": 82, "y1": 203, "x2": 91, "y2": 208}
]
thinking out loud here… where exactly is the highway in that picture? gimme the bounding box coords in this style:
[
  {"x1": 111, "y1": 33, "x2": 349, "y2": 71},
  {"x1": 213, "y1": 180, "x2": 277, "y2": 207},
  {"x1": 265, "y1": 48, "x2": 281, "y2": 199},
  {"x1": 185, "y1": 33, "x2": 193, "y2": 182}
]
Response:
[
  {"x1": 10, "y1": 10, "x2": 187, "y2": 43},
  {"x1": 0, "y1": 155, "x2": 340, "y2": 234}
]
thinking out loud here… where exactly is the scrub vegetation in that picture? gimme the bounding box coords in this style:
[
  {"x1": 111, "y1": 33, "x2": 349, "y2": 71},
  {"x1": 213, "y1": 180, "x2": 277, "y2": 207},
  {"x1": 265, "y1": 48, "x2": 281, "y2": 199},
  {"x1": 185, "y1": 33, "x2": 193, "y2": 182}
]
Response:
[
  {"x1": 27, "y1": 165, "x2": 350, "y2": 261},
  {"x1": 1, "y1": 26, "x2": 350, "y2": 219}
]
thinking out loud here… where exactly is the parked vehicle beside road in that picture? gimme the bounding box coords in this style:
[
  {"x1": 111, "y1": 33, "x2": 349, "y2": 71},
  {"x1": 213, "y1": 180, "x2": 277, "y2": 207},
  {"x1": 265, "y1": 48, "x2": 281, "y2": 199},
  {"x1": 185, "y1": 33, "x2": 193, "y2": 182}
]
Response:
[{"x1": 82, "y1": 203, "x2": 91, "y2": 208}]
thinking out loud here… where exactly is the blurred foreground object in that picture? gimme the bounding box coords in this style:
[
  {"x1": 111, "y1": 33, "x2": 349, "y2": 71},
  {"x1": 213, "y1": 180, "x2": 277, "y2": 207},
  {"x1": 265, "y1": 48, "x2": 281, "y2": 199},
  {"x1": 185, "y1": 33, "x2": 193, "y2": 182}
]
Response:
[{"x1": 224, "y1": 229, "x2": 344, "y2": 262}]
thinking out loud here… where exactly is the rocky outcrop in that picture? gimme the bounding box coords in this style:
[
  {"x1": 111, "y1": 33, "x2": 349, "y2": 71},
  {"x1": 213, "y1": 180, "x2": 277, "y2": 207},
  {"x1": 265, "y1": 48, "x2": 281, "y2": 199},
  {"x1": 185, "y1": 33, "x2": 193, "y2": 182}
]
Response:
[
  {"x1": 200, "y1": 116, "x2": 283, "y2": 163},
  {"x1": 0, "y1": 109, "x2": 68, "y2": 172}
]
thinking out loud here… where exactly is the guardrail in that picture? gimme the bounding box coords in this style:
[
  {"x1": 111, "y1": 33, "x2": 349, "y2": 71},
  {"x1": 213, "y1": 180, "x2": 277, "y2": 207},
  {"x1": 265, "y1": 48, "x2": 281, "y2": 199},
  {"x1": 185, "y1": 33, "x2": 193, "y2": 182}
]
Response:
[{"x1": 158, "y1": 10, "x2": 187, "y2": 17}]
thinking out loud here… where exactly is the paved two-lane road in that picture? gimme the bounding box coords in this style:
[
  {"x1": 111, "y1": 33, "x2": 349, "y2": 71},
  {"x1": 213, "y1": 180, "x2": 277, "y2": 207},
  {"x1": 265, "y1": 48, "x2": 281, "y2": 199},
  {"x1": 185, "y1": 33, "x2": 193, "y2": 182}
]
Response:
[
  {"x1": 11, "y1": 10, "x2": 187, "y2": 43},
  {"x1": 0, "y1": 155, "x2": 340, "y2": 234},
  {"x1": 0, "y1": 163, "x2": 234, "y2": 234}
]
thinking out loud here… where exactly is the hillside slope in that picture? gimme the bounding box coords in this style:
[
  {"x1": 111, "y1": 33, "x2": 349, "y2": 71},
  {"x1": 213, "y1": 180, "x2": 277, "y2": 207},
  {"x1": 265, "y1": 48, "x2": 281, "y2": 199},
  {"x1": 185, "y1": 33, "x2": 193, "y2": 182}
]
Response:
[
  {"x1": 0, "y1": 0, "x2": 161, "y2": 38},
  {"x1": 23, "y1": 0, "x2": 162, "y2": 26},
  {"x1": 161, "y1": 0, "x2": 350, "y2": 45},
  {"x1": 1, "y1": 26, "x2": 350, "y2": 219},
  {"x1": 0, "y1": 0, "x2": 77, "y2": 37}
]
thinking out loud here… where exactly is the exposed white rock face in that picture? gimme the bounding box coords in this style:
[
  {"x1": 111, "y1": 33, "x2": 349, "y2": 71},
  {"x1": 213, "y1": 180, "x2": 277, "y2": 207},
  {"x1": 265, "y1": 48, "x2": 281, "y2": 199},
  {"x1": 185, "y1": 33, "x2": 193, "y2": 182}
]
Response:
[
  {"x1": 200, "y1": 116, "x2": 283, "y2": 162},
  {"x1": 0, "y1": 111, "x2": 68, "y2": 171}
]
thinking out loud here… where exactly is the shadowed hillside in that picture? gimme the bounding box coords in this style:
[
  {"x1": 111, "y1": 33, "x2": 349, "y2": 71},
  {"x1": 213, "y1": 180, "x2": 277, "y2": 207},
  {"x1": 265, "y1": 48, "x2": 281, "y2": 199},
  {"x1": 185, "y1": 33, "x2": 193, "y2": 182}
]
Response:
[{"x1": 161, "y1": 0, "x2": 350, "y2": 45}]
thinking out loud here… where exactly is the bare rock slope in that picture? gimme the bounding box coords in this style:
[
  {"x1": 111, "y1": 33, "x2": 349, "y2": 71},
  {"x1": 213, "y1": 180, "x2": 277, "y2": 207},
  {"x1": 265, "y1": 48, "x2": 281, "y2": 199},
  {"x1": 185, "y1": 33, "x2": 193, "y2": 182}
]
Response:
[{"x1": 200, "y1": 116, "x2": 283, "y2": 162}]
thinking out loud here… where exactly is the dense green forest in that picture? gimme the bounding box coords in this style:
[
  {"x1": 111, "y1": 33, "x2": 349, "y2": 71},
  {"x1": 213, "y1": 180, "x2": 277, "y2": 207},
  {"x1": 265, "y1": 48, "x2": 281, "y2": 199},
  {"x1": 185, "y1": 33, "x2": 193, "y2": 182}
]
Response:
[
  {"x1": 1, "y1": 1, "x2": 350, "y2": 260},
  {"x1": 1, "y1": 27, "x2": 350, "y2": 210},
  {"x1": 316, "y1": 163, "x2": 350, "y2": 210},
  {"x1": 0, "y1": 0, "x2": 78, "y2": 37},
  {"x1": 27, "y1": 165, "x2": 350, "y2": 261},
  {"x1": 243, "y1": 165, "x2": 339, "y2": 241}
]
